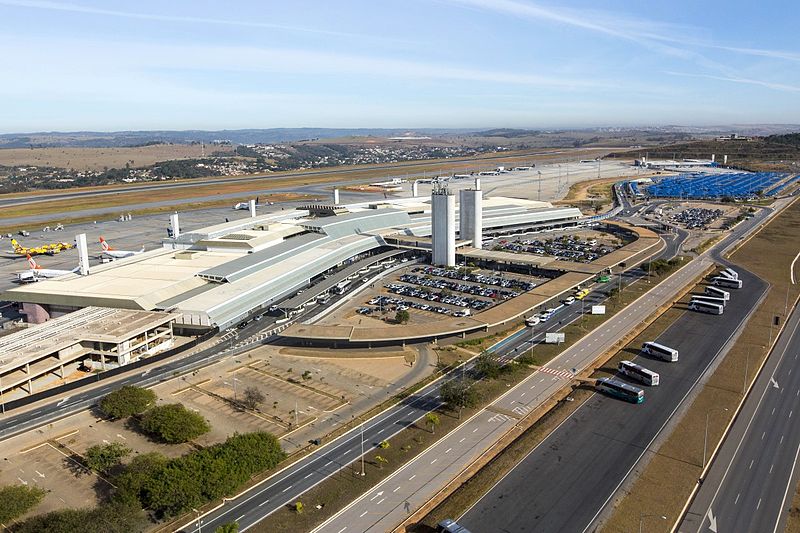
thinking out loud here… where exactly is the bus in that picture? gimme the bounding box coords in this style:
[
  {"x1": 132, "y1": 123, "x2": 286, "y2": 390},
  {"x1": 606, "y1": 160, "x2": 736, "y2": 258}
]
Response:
[
  {"x1": 618, "y1": 360, "x2": 660, "y2": 386},
  {"x1": 596, "y1": 377, "x2": 645, "y2": 403},
  {"x1": 712, "y1": 276, "x2": 743, "y2": 289},
  {"x1": 691, "y1": 295, "x2": 727, "y2": 307},
  {"x1": 721, "y1": 268, "x2": 739, "y2": 280},
  {"x1": 689, "y1": 300, "x2": 724, "y2": 315},
  {"x1": 333, "y1": 280, "x2": 351, "y2": 295},
  {"x1": 704, "y1": 286, "x2": 730, "y2": 300},
  {"x1": 641, "y1": 341, "x2": 679, "y2": 362}
]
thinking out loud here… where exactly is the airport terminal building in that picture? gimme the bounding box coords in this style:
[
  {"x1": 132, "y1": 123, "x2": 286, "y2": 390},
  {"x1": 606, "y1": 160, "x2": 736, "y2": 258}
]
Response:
[{"x1": 2, "y1": 196, "x2": 583, "y2": 332}]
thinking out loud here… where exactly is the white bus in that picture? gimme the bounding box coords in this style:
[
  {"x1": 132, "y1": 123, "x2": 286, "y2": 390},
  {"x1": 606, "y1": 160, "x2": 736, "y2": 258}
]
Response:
[
  {"x1": 689, "y1": 300, "x2": 724, "y2": 315},
  {"x1": 712, "y1": 276, "x2": 743, "y2": 289},
  {"x1": 691, "y1": 295, "x2": 727, "y2": 307},
  {"x1": 618, "y1": 360, "x2": 660, "y2": 386},
  {"x1": 641, "y1": 341, "x2": 679, "y2": 362},
  {"x1": 704, "y1": 286, "x2": 730, "y2": 300},
  {"x1": 333, "y1": 280, "x2": 351, "y2": 295},
  {"x1": 596, "y1": 377, "x2": 645, "y2": 403},
  {"x1": 721, "y1": 268, "x2": 739, "y2": 280}
]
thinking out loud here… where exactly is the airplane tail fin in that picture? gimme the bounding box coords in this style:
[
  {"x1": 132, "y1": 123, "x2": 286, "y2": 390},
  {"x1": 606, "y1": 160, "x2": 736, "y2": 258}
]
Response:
[
  {"x1": 99, "y1": 236, "x2": 112, "y2": 251},
  {"x1": 11, "y1": 238, "x2": 20, "y2": 250},
  {"x1": 27, "y1": 254, "x2": 40, "y2": 270}
]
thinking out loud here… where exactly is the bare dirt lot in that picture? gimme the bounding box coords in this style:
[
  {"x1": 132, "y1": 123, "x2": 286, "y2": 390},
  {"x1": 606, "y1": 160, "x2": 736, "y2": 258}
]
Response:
[{"x1": 0, "y1": 144, "x2": 235, "y2": 172}]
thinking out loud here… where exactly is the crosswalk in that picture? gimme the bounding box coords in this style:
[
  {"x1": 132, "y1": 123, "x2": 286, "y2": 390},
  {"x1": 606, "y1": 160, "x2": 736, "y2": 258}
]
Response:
[{"x1": 537, "y1": 366, "x2": 575, "y2": 380}]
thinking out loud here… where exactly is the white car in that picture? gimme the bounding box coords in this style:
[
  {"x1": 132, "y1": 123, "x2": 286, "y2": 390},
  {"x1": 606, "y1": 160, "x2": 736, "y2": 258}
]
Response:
[{"x1": 563, "y1": 296, "x2": 576, "y2": 305}]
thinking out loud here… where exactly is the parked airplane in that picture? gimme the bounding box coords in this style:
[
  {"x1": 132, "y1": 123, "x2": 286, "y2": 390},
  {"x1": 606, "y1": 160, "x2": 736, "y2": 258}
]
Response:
[
  {"x1": 10, "y1": 238, "x2": 72, "y2": 256},
  {"x1": 99, "y1": 237, "x2": 144, "y2": 259},
  {"x1": 17, "y1": 255, "x2": 79, "y2": 282},
  {"x1": 233, "y1": 197, "x2": 273, "y2": 210}
]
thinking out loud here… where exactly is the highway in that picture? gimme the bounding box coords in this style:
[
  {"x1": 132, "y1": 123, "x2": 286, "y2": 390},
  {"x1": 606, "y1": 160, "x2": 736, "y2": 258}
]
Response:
[{"x1": 680, "y1": 292, "x2": 800, "y2": 532}]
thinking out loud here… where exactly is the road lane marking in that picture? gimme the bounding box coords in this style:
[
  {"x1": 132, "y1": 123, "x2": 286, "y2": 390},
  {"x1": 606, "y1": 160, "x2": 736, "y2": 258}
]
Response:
[
  {"x1": 772, "y1": 407, "x2": 776, "y2": 415},
  {"x1": 445, "y1": 448, "x2": 452, "y2": 454},
  {"x1": 360, "y1": 511, "x2": 368, "y2": 518},
  {"x1": 459, "y1": 438, "x2": 466, "y2": 443},
  {"x1": 393, "y1": 486, "x2": 401, "y2": 493},
  {"x1": 377, "y1": 498, "x2": 385, "y2": 505},
  {"x1": 473, "y1": 428, "x2": 478, "y2": 432},
  {"x1": 304, "y1": 473, "x2": 313, "y2": 479},
  {"x1": 757, "y1": 498, "x2": 762, "y2": 510},
  {"x1": 791, "y1": 410, "x2": 794, "y2": 419},
  {"x1": 236, "y1": 514, "x2": 245, "y2": 521},
  {"x1": 750, "y1": 459, "x2": 755, "y2": 469},
  {"x1": 258, "y1": 499, "x2": 270, "y2": 507},
  {"x1": 282, "y1": 485, "x2": 293, "y2": 493},
  {"x1": 431, "y1": 459, "x2": 437, "y2": 464},
  {"x1": 770, "y1": 464, "x2": 774, "y2": 474},
  {"x1": 781, "y1": 435, "x2": 785, "y2": 444},
  {"x1": 409, "y1": 475, "x2": 416, "y2": 480},
  {"x1": 338, "y1": 528, "x2": 348, "y2": 533},
  {"x1": 735, "y1": 493, "x2": 740, "y2": 505},
  {"x1": 762, "y1": 432, "x2": 766, "y2": 440}
]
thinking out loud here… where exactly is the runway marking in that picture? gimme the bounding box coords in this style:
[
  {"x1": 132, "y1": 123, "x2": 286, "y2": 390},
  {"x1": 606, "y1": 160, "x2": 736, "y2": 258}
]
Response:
[
  {"x1": 409, "y1": 475, "x2": 416, "y2": 481},
  {"x1": 360, "y1": 511, "x2": 368, "y2": 518},
  {"x1": 757, "y1": 498, "x2": 762, "y2": 510},
  {"x1": 735, "y1": 493, "x2": 740, "y2": 505},
  {"x1": 762, "y1": 431, "x2": 766, "y2": 440},
  {"x1": 770, "y1": 463, "x2": 774, "y2": 474},
  {"x1": 781, "y1": 435, "x2": 785, "y2": 444},
  {"x1": 258, "y1": 499, "x2": 270, "y2": 507},
  {"x1": 772, "y1": 407, "x2": 776, "y2": 415},
  {"x1": 750, "y1": 459, "x2": 755, "y2": 469}
]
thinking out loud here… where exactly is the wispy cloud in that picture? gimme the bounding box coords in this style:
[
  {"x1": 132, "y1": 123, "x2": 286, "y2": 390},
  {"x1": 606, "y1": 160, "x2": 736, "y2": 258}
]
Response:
[
  {"x1": 709, "y1": 45, "x2": 800, "y2": 63},
  {"x1": 0, "y1": 0, "x2": 371, "y2": 40},
  {"x1": 666, "y1": 71, "x2": 800, "y2": 93}
]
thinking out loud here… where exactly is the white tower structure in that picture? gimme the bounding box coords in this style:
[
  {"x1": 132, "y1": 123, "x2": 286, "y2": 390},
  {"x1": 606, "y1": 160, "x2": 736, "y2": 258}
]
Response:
[
  {"x1": 431, "y1": 185, "x2": 456, "y2": 267},
  {"x1": 169, "y1": 213, "x2": 181, "y2": 238},
  {"x1": 411, "y1": 180, "x2": 419, "y2": 197},
  {"x1": 459, "y1": 180, "x2": 483, "y2": 250},
  {"x1": 76, "y1": 233, "x2": 90, "y2": 276},
  {"x1": 711, "y1": 154, "x2": 716, "y2": 163},
  {"x1": 249, "y1": 199, "x2": 257, "y2": 217},
  {"x1": 333, "y1": 188, "x2": 340, "y2": 205}
]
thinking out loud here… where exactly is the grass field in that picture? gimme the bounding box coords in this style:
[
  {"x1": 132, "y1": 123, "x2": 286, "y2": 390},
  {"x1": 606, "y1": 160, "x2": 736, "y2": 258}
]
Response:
[
  {"x1": 601, "y1": 197, "x2": 800, "y2": 533},
  {"x1": 0, "y1": 144, "x2": 236, "y2": 171}
]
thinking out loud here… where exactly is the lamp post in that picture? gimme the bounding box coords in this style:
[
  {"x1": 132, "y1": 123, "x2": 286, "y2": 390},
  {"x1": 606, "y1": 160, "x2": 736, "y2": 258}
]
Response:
[
  {"x1": 638, "y1": 513, "x2": 667, "y2": 533},
  {"x1": 192, "y1": 508, "x2": 203, "y2": 533},
  {"x1": 704, "y1": 407, "x2": 729, "y2": 469},
  {"x1": 360, "y1": 417, "x2": 366, "y2": 476}
]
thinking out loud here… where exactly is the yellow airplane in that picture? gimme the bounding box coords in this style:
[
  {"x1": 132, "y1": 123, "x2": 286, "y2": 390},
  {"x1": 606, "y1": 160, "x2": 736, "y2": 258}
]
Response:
[{"x1": 10, "y1": 238, "x2": 72, "y2": 256}]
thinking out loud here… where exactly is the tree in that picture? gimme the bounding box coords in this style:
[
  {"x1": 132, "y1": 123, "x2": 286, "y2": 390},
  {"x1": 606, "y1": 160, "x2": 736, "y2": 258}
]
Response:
[
  {"x1": 439, "y1": 379, "x2": 479, "y2": 419},
  {"x1": 14, "y1": 500, "x2": 145, "y2": 533},
  {"x1": 395, "y1": 309, "x2": 410, "y2": 324},
  {"x1": 84, "y1": 442, "x2": 132, "y2": 474},
  {"x1": 425, "y1": 412, "x2": 440, "y2": 434},
  {"x1": 241, "y1": 387, "x2": 265, "y2": 410},
  {"x1": 475, "y1": 350, "x2": 502, "y2": 379},
  {"x1": 99, "y1": 386, "x2": 157, "y2": 419},
  {"x1": 0, "y1": 484, "x2": 46, "y2": 523},
  {"x1": 138, "y1": 403, "x2": 210, "y2": 444},
  {"x1": 215, "y1": 522, "x2": 239, "y2": 533}
]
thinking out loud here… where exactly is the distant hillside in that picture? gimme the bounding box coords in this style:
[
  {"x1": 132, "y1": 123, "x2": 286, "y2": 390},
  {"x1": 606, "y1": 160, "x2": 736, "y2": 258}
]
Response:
[{"x1": 0, "y1": 128, "x2": 470, "y2": 149}]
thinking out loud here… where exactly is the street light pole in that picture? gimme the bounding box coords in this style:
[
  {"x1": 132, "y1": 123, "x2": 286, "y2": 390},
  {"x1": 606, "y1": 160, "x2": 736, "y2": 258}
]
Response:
[
  {"x1": 360, "y1": 417, "x2": 366, "y2": 476},
  {"x1": 703, "y1": 408, "x2": 729, "y2": 469}
]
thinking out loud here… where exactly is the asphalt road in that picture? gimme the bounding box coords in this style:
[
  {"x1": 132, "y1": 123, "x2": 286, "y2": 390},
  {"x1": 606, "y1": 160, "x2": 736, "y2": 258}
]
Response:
[
  {"x1": 458, "y1": 209, "x2": 774, "y2": 533},
  {"x1": 680, "y1": 294, "x2": 800, "y2": 533},
  {"x1": 460, "y1": 266, "x2": 766, "y2": 533}
]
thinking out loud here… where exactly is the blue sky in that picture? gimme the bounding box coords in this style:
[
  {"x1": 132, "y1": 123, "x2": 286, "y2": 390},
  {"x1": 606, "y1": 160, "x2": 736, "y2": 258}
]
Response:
[{"x1": 1, "y1": 0, "x2": 799, "y2": 132}]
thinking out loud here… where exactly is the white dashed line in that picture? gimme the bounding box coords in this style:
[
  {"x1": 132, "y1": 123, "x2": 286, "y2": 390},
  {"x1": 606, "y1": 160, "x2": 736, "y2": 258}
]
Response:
[
  {"x1": 431, "y1": 459, "x2": 437, "y2": 464},
  {"x1": 409, "y1": 475, "x2": 416, "y2": 481},
  {"x1": 360, "y1": 510, "x2": 369, "y2": 518},
  {"x1": 258, "y1": 499, "x2": 271, "y2": 507},
  {"x1": 459, "y1": 438, "x2": 466, "y2": 443},
  {"x1": 304, "y1": 473, "x2": 313, "y2": 479},
  {"x1": 338, "y1": 527, "x2": 348, "y2": 533},
  {"x1": 282, "y1": 485, "x2": 293, "y2": 493},
  {"x1": 377, "y1": 498, "x2": 385, "y2": 505},
  {"x1": 393, "y1": 486, "x2": 401, "y2": 493}
]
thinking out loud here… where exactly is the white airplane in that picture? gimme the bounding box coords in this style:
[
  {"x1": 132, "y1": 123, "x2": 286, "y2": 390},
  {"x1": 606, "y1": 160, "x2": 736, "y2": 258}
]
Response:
[
  {"x1": 99, "y1": 236, "x2": 144, "y2": 259},
  {"x1": 17, "y1": 255, "x2": 78, "y2": 283},
  {"x1": 233, "y1": 197, "x2": 273, "y2": 210}
]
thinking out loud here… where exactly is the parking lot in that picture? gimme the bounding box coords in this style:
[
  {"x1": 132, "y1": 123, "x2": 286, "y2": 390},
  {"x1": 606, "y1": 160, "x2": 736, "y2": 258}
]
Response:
[
  {"x1": 670, "y1": 207, "x2": 724, "y2": 229},
  {"x1": 487, "y1": 233, "x2": 619, "y2": 263},
  {"x1": 323, "y1": 265, "x2": 545, "y2": 327}
]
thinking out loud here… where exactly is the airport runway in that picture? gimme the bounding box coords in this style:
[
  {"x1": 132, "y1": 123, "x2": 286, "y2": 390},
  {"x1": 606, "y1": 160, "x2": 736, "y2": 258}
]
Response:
[{"x1": 679, "y1": 294, "x2": 800, "y2": 533}]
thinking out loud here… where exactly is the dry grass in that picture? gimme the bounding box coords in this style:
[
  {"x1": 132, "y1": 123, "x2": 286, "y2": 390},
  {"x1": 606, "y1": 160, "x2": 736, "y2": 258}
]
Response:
[
  {"x1": 601, "y1": 197, "x2": 800, "y2": 533},
  {"x1": 0, "y1": 144, "x2": 236, "y2": 171}
]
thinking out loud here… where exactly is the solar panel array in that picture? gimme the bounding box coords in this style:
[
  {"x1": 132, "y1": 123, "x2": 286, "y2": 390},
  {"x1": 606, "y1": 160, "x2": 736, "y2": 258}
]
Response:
[{"x1": 645, "y1": 172, "x2": 793, "y2": 200}]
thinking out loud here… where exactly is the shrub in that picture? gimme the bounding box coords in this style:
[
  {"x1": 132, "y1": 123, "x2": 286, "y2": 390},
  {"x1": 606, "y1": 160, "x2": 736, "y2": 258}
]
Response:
[
  {"x1": 14, "y1": 501, "x2": 145, "y2": 533},
  {"x1": 99, "y1": 386, "x2": 157, "y2": 419},
  {"x1": 84, "y1": 442, "x2": 132, "y2": 474},
  {"x1": 0, "y1": 484, "x2": 46, "y2": 523},
  {"x1": 138, "y1": 403, "x2": 210, "y2": 444}
]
